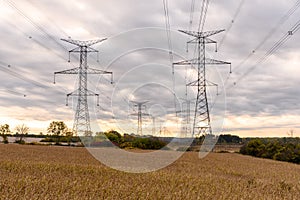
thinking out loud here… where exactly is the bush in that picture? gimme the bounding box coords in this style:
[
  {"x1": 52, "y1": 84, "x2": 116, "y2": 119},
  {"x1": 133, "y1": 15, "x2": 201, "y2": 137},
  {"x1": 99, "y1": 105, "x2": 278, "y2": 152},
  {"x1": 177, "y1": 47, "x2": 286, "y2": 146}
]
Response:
[
  {"x1": 95, "y1": 130, "x2": 167, "y2": 150},
  {"x1": 15, "y1": 140, "x2": 26, "y2": 145},
  {"x1": 240, "y1": 139, "x2": 300, "y2": 164},
  {"x1": 40, "y1": 137, "x2": 56, "y2": 143},
  {"x1": 131, "y1": 138, "x2": 166, "y2": 150},
  {"x1": 105, "y1": 130, "x2": 122, "y2": 144}
]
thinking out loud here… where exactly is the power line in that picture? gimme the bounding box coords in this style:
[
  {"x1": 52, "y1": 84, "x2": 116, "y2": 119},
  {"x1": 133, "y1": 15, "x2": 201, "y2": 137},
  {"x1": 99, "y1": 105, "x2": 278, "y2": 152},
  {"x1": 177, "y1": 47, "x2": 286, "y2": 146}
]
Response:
[
  {"x1": 233, "y1": 18, "x2": 300, "y2": 85},
  {"x1": 162, "y1": 0, "x2": 177, "y2": 114},
  {"x1": 216, "y1": 0, "x2": 300, "y2": 95},
  {"x1": 233, "y1": 0, "x2": 300, "y2": 73},
  {"x1": 162, "y1": 0, "x2": 173, "y2": 61},
  {"x1": 198, "y1": 0, "x2": 210, "y2": 32},
  {"x1": 219, "y1": 0, "x2": 246, "y2": 49},
  {"x1": 0, "y1": 89, "x2": 26, "y2": 97},
  {"x1": 3, "y1": 0, "x2": 69, "y2": 52},
  {"x1": 2, "y1": 17, "x2": 71, "y2": 63},
  {"x1": 188, "y1": 0, "x2": 211, "y2": 71},
  {"x1": 0, "y1": 63, "x2": 54, "y2": 90},
  {"x1": 188, "y1": 0, "x2": 196, "y2": 31},
  {"x1": 1, "y1": 0, "x2": 82, "y2": 71},
  {"x1": 24, "y1": 0, "x2": 70, "y2": 38}
]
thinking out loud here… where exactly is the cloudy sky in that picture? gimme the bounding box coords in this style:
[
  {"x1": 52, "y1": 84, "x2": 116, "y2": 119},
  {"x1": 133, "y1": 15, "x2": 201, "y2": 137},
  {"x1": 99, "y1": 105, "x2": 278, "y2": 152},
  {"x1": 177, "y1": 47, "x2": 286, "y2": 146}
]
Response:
[{"x1": 0, "y1": 0, "x2": 299, "y2": 137}]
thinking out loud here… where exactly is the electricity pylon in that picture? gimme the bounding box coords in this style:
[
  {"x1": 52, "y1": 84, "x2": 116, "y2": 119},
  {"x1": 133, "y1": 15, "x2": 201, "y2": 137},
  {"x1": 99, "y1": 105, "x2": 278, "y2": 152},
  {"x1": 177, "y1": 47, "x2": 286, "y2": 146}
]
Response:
[
  {"x1": 54, "y1": 38, "x2": 113, "y2": 136},
  {"x1": 173, "y1": 30, "x2": 231, "y2": 137},
  {"x1": 177, "y1": 98, "x2": 193, "y2": 137},
  {"x1": 151, "y1": 116, "x2": 156, "y2": 136},
  {"x1": 130, "y1": 101, "x2": 149, "y2": 135}
]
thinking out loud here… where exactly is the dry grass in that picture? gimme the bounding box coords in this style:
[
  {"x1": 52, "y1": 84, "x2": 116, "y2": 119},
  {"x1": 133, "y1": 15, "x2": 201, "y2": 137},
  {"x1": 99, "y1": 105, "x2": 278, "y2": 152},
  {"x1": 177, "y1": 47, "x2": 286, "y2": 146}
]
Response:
[{"x1": 0, "y1": 144, "x2": 299, "y2": 200}]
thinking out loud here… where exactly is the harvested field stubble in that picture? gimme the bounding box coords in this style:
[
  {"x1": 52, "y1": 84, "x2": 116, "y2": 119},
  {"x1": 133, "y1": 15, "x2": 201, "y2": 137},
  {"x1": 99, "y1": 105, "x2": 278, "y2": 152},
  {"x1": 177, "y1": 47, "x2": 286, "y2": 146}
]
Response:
[{"x1": 0, "y1": 144, "x2": 299, "y2": 199}]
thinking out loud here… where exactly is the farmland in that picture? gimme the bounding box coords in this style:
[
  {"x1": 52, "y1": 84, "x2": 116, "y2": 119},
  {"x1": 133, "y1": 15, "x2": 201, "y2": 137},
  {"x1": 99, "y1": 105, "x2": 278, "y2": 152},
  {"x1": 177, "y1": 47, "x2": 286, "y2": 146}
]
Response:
[{"x1": 0, "y1": 144, "x2": 300, "y2": 199}]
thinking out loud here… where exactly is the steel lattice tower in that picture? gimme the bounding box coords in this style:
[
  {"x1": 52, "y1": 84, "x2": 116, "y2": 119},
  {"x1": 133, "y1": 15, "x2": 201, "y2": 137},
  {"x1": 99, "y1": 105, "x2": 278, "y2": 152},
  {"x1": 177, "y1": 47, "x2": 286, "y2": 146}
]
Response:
[
  {"x1": 54, "y1": 38, "x2": 113, "y2": 136},
  {"x1": 173, "y1": 30, "x2": 231, "y2": 137},
  {"x1": 130, "y1": 101, "x2": 149, "y2": 135},
  {"x1": 178, "y1": 99, "x2": 192, "y2": 137}
]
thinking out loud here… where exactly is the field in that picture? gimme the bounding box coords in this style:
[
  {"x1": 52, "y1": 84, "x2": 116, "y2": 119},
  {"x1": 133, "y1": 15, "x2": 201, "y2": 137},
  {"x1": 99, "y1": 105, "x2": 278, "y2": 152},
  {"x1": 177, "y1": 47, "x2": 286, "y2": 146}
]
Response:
[{"x1": 0, "y1": 144, "x2": 299, "y2": 200}]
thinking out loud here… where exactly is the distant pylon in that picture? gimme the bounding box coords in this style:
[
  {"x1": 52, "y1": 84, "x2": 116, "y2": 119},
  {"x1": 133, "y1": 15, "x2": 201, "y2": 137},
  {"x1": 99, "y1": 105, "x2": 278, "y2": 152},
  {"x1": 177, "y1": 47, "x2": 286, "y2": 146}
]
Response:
[
  {"x1": 151, "y1": 116, "x2": 156, "y2": 136},
  {"x1": 173, "y1": 30, "x2": 231, "y2": 137},
  {"x1": 54, "y1": 38, "x2": 113, "y2": 136},
  {"x1": 130, "y1": 101, "x2": 149, "y2": 135},
  {"x1": 177, "y1": 98, "x2": 193, "y2": 137}
]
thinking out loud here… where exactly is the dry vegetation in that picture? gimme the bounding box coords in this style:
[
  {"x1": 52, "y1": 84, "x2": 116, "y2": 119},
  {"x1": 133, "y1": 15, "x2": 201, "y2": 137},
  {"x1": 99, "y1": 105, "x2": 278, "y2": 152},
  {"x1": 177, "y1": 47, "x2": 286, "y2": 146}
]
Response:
[{"x1": 0, "y1": 144, "x2": 300, "y2": 200}]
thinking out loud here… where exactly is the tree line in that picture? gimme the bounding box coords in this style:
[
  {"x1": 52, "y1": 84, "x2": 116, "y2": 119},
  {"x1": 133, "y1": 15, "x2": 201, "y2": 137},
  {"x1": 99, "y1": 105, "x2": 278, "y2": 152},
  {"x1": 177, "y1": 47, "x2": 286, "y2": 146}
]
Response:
[
  {"x1": 2, "y1": 121, "x2": 299, "y2": 161},
  {"x1": 0, "y1": 121, "x2": 76, "y2": 145},
  {"x1": 240, "y1": 138, "x2": 300, "y2": 164},
  {"x1": 0, "y1": 122, "x2": 167, "y2": 149}
]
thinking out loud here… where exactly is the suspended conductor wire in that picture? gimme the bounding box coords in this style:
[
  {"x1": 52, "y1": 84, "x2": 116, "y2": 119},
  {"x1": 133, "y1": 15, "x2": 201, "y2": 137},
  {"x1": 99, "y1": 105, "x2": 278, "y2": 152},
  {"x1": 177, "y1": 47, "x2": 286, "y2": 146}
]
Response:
[
  {"x1": 19, "y1": 0, "x2": 115, "y2": 108},
  {"x1": 183, "y1": 0, "x2": 196, "y2": 102},
  {"x1": 3, "y1": 0, "x2": 81, "y2": 64},
  {"x1": 1, "y1": 1, "x2": 79, "y2": 65},
  {"x1": 197, "y1": 0, "x2": 206, "y2": 33},
  {"x1": 198, "y1": 0, "x2": 210, "y2": 32},
  {"x1": 3, "y1": 17, "x2": 70, "y2": 64},
  {"x1": 217, "y1": 0, "x2": 300, "y2": 96},
  {"x1": 162, "y1": 0, "x2": 177, "y2": 114},
  {"x1": 219, "y1": 0, "x2": 246, "y2": 49},
  {"x1": 24, "y1": 0, "x2": 70, "y2": 38},
  {"x1": 233, "y1": 0, "x2": 300, "y2": 73},
  {"x1": 0, "y1": 89, "x2": 26, "y2": 97},
  {"x1": 0, "y1": 63, "x2": 68, "y2": 96},
  {"x1": 189, "y1": 0, "x2": 196, "y2": 31},
  {"x1": 3, "y1": 0, "x2": 69, "y2": 52},
  {"x1": 229, "y1": 18, "x2": 300, "y2": 89},
  {"x1": 191, "y1": 0, "x2": 210, "y2": 59},
  {"x1": 0, "y1": 63, "x2": 51, "y2": 90}
]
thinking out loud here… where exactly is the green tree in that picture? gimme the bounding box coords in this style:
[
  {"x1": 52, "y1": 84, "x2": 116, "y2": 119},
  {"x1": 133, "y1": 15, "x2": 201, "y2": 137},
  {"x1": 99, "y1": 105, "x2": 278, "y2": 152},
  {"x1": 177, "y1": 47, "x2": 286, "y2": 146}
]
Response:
[
  {"x1": 0, "y1": 124, "x2": 10, "y2": 144},
  {"x1": 240, "y1": 139, "x2": 265, "y2": 157},
  {"x1": 15, "y1": 124, "x2": 29, "y2": 144},
  {"x1": 47, "y1": 121, "x2": 68, "y2": 144},
  {"x1": 65, "y1": 129, "x2": 74, "y2": 145},
  {"x1": 240, "y1": 139, "x2": 300, "y2": 164},
  {"x1": 104, "y1": 130, "x2": 122, "y2": 144}
]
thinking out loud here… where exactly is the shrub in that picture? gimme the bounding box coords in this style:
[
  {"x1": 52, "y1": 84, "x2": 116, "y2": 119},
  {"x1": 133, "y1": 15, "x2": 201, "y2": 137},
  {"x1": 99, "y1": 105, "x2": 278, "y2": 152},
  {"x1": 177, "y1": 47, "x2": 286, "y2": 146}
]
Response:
[
  {"x1": 240, "y1": 139, "x2": 300, "y2": 164},
  {"x1": 15, "y1": 140, "x2": 26, "y2": 145}
]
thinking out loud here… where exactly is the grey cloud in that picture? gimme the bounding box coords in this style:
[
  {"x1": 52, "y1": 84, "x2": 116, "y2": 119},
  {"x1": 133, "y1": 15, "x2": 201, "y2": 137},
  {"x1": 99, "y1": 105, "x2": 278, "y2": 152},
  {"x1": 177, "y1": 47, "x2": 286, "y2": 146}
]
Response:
[{"x1": 0, "y1": 0, "x2": 299, "y2": 134}]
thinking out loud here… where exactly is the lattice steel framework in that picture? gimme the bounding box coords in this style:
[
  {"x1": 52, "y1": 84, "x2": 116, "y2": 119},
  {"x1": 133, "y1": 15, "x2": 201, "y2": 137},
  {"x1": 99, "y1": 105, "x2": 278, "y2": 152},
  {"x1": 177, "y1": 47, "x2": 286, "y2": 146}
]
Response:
[
  {"x1": 54, "y1": 38, "x2": 113, "y2": 136},
  {"x1": 130, "y1": 101, "x2": 149, "y2": 135},
  {"x1": 178, "y1": 99, "x2": 192, "y2": 137},
  {"x1": 173, "y1": 30, "x2": 231, "y2": 137}
]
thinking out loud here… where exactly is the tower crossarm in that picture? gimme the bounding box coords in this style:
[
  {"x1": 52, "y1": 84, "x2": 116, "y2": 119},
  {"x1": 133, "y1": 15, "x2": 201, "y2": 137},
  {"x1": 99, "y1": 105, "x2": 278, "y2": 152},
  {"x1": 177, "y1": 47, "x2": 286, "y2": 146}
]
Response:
[
  {"x1": 130, "y1": 100, "x2": 149, "y2": 105},
  {"x1": 67, "y1": 89, "x2": 99, "y2": 97},
  {"x1": 130, "y1": 113, "x2": 150, "y2": 116},
  {"x1": 53, "y1": 67, "x2": 79, "y2": 84},
  {"x1": 54, "y1": 67, "x2": 79, "y2": 74},
  {"x1": 69, "y1": 47, "x2": 99, "y2": 53},
  {"x1": 65, "y1": 89, "x2": 101, "y2": 107},
  {"x1": 86, "y1": 68, "x2": 114, "y2": 84},
  {"x1": 173, "y1": 58, "x2": 231, "y2": 66},
  {"x1": 86, "y1": 67, "x2": 113, "y2": 75},
  {"x1": 205, "y1": 58, "x2": 231, "y2": 65},
  {"x1": 61, "y1": 38, "x2": 107, "y2": 47},
  {"x1": 187, "y1": 80, "x2": 218, "y2": 87},
  {"x1": 187, "y1": 37, "x2": 217, "y2": 45},
  {"x1": 179, "y1": 29, "x2": 225, "y2": 38}
]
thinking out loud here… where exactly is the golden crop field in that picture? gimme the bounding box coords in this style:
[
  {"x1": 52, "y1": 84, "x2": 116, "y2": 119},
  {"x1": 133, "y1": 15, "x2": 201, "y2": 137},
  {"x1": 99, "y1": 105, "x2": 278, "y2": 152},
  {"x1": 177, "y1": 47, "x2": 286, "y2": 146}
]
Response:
[{"x1": 0, "y1": 144, "x2": 299, "y2": 200}]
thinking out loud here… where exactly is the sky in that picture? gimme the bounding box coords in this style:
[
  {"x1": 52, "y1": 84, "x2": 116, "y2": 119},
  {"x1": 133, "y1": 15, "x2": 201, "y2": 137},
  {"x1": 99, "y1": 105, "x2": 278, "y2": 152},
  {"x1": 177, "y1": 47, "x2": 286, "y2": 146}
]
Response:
[{"x1": 0, "y1": 0, "x2": 299, "y2": 137}]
